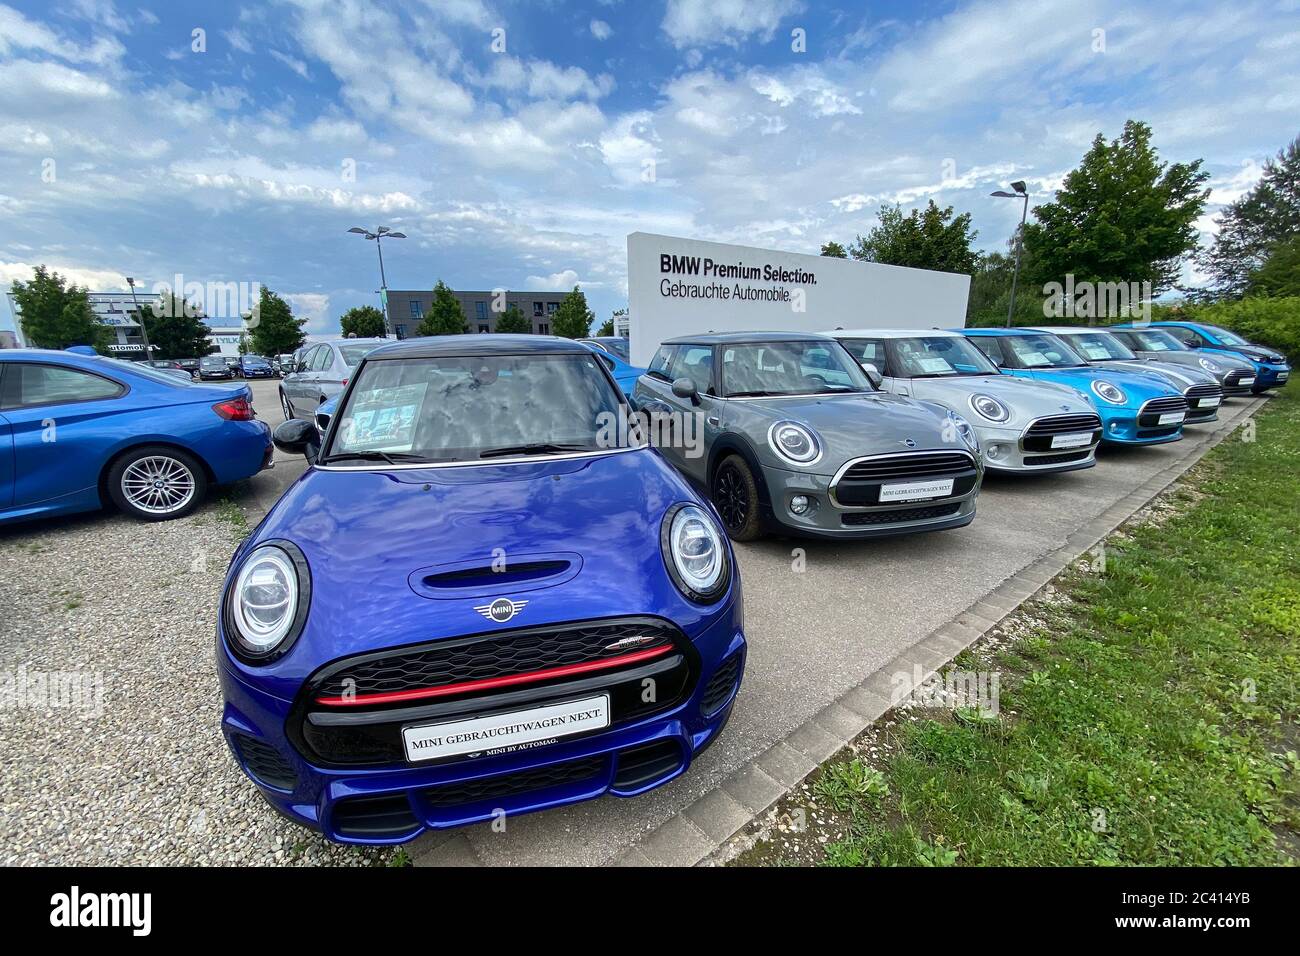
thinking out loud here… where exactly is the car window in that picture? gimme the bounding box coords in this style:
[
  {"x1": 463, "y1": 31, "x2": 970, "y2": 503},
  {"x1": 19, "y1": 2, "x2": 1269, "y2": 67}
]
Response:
[
  {"x1": 887, "y1": 336, "x2": 1001, "y2": 377},
  {"x1": 1061, "y1": 332, "x2": 1137, "y2": 362},
  {"x1": 968, "y1": 336, "x2": 1006, "y2": 367},
  {"x1": 1123, "y1": 329, "x2": 1177, "y2": 352},
  {"x1": 1001, "y1": 333, "x2": 1087, "y2": 369},
  {"x1": 1167, "y1": 326, "x2": 1206, "y2": 348},
  {"x1": 1203, "y1": 325, "x2": 1247, "y2": 346},
  {"x1": 671, "y1": 346, "x2": 714, "y2": 393},
  {"x1": 595, "y1": 353, "x2": 615, "y2": 371},
  {"x1": 647, "y1": 345, "x2": 678, "y2": 381},
  {"x1": 102, "y1": 358, "x2": 192, "y2": 386},
  {"x1": 326, "y1": 353, "x2": 623, "y2": 462},
  {"x1": 838, "y1": 338, "x2": 886, "y2": 372},
  {"x1": 312, "y1": 346, "x2": 334, "y2": 372},
  {"x1": 340, "y1": 344, "x2": 380, "y2": 367},
  {"x1": 0, "y1": 363, "x2": 125, "y2": 409},
  {"x1": 719, "y1": 341, "x2": 871, "y2": 396}
]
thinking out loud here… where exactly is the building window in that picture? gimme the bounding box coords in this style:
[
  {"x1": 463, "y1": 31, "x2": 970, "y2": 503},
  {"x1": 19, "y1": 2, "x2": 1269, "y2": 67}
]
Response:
[
  {"x1": 475, "y1": 301, "x2": 488, "y2": 320},
  {"x1": 409, "y1": 300, "x2": 422, "y2": 318},
  {"x1": 533, "y1": 301, "x2": 544, "y2": 316},
  {"x1": 538, "y1": 323, "x2": 549, "y2": 334},
  {"x1": 546, "y1": 302, "x2": 558, "y2": 314}
]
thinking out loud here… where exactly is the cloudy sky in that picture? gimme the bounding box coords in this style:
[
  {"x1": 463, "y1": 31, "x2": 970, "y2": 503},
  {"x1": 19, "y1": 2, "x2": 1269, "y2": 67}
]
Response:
[{"x1": 1, "y1": 0, "x2": 1297, "y2": 334}]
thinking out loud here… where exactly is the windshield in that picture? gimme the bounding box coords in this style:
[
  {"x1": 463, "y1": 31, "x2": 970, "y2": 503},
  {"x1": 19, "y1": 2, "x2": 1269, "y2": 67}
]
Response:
[
  {"x1": 243, "y1": 355, "x2": 269, "y2": 366},
  {"x1": 325, "y1": 353, "x2": 624, "y2": 463},
  {"x1": 600, "y1": 338, "x2": 630, "y2": 361},
  {"x1": 1001, "y1": 333, "x2": 1089, "y2": 369},
  {"x1": 844, "y1": 335, "x2": 999, "y2": 377},
  {"x1": 1124, "y1": 328, "x2": 1184, "y2": 352},
  {"x1": 340, "y1": 344, "x2": 382, "y2": 366},
  {"x1": 1203, "y1": 325, "x2": 1248, "y2": 346},
  {"x1": 719, "y1": 341, "x2": 871, "y2": 397},
  {"x1": 200, "y1": 357, "x2": 226, "y2": 367},
  {"x1": 1060, "y1": 332, "x2": 1137, "y2": 362}
]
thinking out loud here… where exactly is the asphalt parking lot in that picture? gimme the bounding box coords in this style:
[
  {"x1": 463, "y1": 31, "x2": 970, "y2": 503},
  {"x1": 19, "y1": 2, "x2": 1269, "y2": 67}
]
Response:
[{"x1": 0, "y1": 376, "x2": 1266, "y2": 865}]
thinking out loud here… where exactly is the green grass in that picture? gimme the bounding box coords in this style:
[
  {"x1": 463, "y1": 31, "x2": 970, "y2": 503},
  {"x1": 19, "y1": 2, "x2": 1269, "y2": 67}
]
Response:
[
  {"x1": 754, "y1": 389, "x2": 1300, "y2": 867},
  {"x1": 214, "y1": 497, "x2": 251, "y2": 540}
]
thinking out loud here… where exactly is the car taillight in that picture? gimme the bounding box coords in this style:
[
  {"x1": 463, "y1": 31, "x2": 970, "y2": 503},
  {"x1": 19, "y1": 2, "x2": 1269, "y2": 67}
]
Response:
[
  {"x1": 213, "y1": 397, "x2": 255, "y2": 421},
  {"x1": 341, "y1": 378, "x2": 348, "y2": 387}
]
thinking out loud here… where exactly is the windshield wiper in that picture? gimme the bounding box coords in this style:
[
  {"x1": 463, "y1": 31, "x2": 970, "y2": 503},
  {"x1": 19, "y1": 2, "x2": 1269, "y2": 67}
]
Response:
[
  {"x1": 478, "y1": 442, "x2": 591, "y2": 459},
  {"x1": 320, "y1": 450, "x2": 439, "y2": 465}
]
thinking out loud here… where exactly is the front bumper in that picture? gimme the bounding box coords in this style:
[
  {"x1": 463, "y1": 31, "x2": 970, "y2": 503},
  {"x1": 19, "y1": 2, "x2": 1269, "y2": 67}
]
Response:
[
  {"x1": 218, "y1": 609, "x2": 746, "y2": 844},
  {"x1": 759, "y1": 452, "x2": 981, "y2": 539},
  {"x1": 980, "y1": 415, "x2": 1101, "y2": 474},
  {"x1": 1251, "y1": 363, "x2": 1290, "y2": 392}
]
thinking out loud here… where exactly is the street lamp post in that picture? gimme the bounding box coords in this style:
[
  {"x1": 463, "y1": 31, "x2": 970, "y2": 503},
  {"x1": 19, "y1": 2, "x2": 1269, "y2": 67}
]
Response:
[
  {"x1": 347, "y1": 226, "x2": 406, "y2": 335},
  {"x1": 990, "y1": 181, "x2": 1029, "y2": 327},
  {"x1": 125, "y1": 276, "x2": 152, "y2": 358}
]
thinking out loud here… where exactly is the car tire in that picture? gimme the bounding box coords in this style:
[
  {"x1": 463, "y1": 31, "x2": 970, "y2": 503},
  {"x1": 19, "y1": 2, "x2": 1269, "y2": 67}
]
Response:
[
  {"x1": 279, "y1": 389, "x2": 294, "y2": 421},
  {"x1": 106, "y1": 445, "x2": 209, "y2": 522},
  {"x1": 711, "y1": 455, "x2": 763, "y2": 542}
]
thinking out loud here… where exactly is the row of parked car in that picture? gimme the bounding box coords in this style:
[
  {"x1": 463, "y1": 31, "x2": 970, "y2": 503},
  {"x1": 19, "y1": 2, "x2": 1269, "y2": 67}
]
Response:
[
  {"x1": 0, "y1": 320, "x2": 1284, "y2": 845},
  {"x1": 211, "y1": 318, "x2": 1288, "y2": 846}
]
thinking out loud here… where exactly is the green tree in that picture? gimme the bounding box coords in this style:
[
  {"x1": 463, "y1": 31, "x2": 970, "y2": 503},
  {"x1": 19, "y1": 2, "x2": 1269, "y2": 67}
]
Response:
[
  {"x1": 249, "y1": 287, "x2": 307, "y2": 356},
  {"x1": 820, "y1": 240, "x2": 848, "y2": 258},
  {"x1": 417, "y1": 280, "x2": 467, "y2": 336},
  {"x1": 595, "y1": 318, "x2": 615, "y2": 336},
  {"x1": 1024, "y1": 119, "x2": 1209, "y2": 298},
  {"x1": 9, "y1": 265, "x2": 111, "y2": 351},
  {"x1": 494, "y1": 305, "x2": 531, "y2": 334},
  {"x1": 848, "y1": 200, "x2": 979, "y2": 274},
  {"x1": 339, "y1": 305, "x2": 387, "y2": 338},
  {"x1": 1246, "y1": 234, "x2": 1300, "y2": 298},
  {"x1": 550, "y1": 285, "x2": 595, "y2": 338},
  {"x1": 139, "y1": 294, "x2": 216, "y2": 359},
  {"x1": 1199, "y1": 133, "x2": 1300, "y2": 298}
]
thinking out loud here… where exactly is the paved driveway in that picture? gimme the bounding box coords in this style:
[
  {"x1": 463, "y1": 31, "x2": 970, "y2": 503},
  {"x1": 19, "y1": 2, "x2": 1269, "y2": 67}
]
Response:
[{"x1": 236, "y1": 379, "x2": 1262, "y2": 866}]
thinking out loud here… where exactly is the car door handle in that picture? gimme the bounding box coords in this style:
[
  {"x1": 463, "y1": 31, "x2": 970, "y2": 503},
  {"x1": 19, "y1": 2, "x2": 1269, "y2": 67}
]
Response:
[{"x1": 706, "y1": 415, "x2": 720, "y2": 426}]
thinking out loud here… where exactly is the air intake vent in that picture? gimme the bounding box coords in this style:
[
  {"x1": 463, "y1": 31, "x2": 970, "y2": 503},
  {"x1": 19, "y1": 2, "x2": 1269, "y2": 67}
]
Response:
[
  {"x1": 232, "y1": 733, "x2": 297, "y2": 791},
  {"x1": 701, "y1": 653, "x2": 742, "y2": 715}
]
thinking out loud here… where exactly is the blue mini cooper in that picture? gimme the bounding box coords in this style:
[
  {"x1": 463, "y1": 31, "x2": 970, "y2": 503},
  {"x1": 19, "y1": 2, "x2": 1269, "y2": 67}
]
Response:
[
  {"x1": 217, "y1": 335, "x2": 745, "y2": 844},
  {"x1": 959, "y1": 328, "x2": 1190, "y2": 445}
]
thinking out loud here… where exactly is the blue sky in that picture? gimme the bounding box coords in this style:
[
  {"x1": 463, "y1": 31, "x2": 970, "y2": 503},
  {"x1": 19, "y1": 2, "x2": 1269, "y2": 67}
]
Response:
[{"x1": 2, "y1": 0, "x2": 1298, "y2": 335}]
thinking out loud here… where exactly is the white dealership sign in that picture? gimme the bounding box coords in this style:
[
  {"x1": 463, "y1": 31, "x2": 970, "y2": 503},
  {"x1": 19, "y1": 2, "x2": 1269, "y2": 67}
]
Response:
[{"x1": 626, "y1": 232, "x2": 971, "y2": 366}]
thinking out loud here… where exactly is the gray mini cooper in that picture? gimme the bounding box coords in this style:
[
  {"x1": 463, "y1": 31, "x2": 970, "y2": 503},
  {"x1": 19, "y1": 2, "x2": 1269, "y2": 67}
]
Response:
[
  {"x1": 633, "y1": 332, "x2": 983, "y2": 541},
  {"x1": 1105, "y1": 326, "x2": 1258, "y2": 396}
]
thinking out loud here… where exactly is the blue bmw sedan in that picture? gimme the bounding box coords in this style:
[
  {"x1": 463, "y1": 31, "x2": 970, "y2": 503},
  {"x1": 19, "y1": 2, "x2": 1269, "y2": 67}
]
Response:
[
  {"x1": 216, "y1": 335, "x2": 746, "y2": 843},
  {"x1": 0, "y1": 349, "x2": 273, "y2": 524}
]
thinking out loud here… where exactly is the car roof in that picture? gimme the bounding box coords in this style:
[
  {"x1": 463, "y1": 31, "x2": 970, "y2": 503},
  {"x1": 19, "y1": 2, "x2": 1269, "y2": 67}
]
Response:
[
  {"x1": 827, "y1": 328, "x2": 961, "y2": 339},
  {"x1": 1026, "y1": 326, "x2": 1115, "y2": 335},
  {"x1": 362, "y1": 334, "x2": 594, "y2": 360},
  {"x1": 661, "y1": 330, "x2": 835, "y2": 346},
  {"x1": 954, "y1": 327, "x2": 1024, "y2": 336}
]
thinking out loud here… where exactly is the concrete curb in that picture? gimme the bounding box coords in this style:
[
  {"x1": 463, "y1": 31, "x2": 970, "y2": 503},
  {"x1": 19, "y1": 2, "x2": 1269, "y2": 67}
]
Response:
[
  {"x1": 412, "y1": 395, "x2": 1266, "y2": 867},
  {"x1": 611, "y1": 394, "x2": 1269, "y2": 868}
]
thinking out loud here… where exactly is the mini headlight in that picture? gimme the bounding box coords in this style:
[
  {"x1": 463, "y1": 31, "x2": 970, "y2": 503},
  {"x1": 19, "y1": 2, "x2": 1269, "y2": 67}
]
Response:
[
  {"x1": 947, "y1": 411, "x2": 980, "y2": 452},
  {"x1": 660, "y1": 503, "x2": 729, "y2": 603},
  {"x1": 968, "y1": 393, "x2": 1010, "y2": 422},
  {"x1": 767, "y1": 420, "x2": 821, "y2": 465},
  {"x1": 225, "y1": 543, "x2": 309, "y2": 660},
  {"x1": 1198, "y1": 357, "x2": 1221, "y2": 372},
  {"x1": 1091, "y1": 380, "x2": 1127, "y2": 405}
]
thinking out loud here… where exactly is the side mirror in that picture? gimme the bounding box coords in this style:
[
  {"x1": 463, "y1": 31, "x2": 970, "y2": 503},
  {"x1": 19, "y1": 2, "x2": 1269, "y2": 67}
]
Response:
[
  {"x1": 273, "y1": 418, "x2": 321, "y2": 464},
  {"x1": 671, "y1": 377, "x2": 700, "y2": 404},
  {"x1": 861, "y1": 362, "x2": 883, "y2": 389}
]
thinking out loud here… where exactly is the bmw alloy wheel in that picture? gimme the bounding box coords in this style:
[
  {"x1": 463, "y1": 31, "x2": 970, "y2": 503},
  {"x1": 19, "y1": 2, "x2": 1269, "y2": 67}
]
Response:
[{"x1": 120, "y1": 455, "x2": 197, "y2": 515}]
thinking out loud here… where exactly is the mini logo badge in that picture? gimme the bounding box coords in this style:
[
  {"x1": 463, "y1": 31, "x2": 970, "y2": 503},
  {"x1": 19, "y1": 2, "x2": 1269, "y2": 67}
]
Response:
[{"x1": 474, "y1": 598, "x2": 528, "y2": 623}]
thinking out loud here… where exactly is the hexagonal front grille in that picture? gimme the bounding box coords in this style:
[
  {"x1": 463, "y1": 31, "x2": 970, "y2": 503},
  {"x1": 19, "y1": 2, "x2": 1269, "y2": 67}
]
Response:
[
  {"x1": 314, "y1": 619, "x2": 680, "y2": 702},
  {"x1": 422, "y1": 755, "x2": 607, "y2": 807}
]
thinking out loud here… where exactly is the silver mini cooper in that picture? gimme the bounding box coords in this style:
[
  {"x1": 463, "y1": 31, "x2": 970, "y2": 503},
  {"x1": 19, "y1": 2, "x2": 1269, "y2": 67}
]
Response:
[
  {"x1": 831, "y1": 329, "x2": 1102, "y2": 474},
  {"x1": 633, "y1": 332, "x2": 983, "y2": 541}
]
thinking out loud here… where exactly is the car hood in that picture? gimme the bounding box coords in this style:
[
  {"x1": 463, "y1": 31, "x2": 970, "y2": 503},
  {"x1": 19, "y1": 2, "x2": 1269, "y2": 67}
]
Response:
[
  {"x1": 1134, "y1": 350, "x2": 1254, "y2": 373},
  {"x1": 229, "y1": 447, "x2": 723, "y2": 690},
  {"x1": 1212, "y1": 343, "x2": 1288, "y2": 365},
  {"x1": 1089, "y1": 359, "x2": 1216, "y2": 389},
  {"x1": 902, "y1": 375, "x2": 1092, "y2": 427},
  {"x1": 1025, "y1": 364, "x2": 1180, "y2": 402}
]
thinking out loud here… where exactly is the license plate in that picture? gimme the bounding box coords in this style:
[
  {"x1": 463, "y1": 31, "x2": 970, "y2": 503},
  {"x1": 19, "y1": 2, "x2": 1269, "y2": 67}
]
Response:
[
  {"x1": 1241, "y1": 377, "x2": 1256, "y2": 386},
  {"x1": 1199, "y1": 396, "x2": 1221, "y2": 408},
  {"x1": 879, "y1": 477, "x2": 955, "y2": 503},
  {"x1": 402, "y1": 694, "x2": 610, "y2": 763},
  {"x1": 1050, "y1": 431, "x2": 1093, "y2": 449},
  {"x1": 1158, "y1": 412, "x2": 1186, "y2": 425}
]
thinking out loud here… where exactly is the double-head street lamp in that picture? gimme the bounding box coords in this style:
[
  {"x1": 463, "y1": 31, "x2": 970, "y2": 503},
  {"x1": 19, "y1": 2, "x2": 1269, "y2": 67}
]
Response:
[
  {"x1": 990, "y1": 180, "x2": 1029, "y2": 328},
  {"x1": 348, "y1": 226, "x2": 406, "y2": 334},
  {"x1": 125, "y1": 276, "x2": 152, "y2": 357}
]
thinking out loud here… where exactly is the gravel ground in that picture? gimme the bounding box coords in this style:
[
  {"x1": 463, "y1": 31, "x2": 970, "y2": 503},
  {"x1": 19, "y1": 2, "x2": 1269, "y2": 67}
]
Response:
[{"x1": 0, "y1": 498, "x2": 395, "y2": 866}]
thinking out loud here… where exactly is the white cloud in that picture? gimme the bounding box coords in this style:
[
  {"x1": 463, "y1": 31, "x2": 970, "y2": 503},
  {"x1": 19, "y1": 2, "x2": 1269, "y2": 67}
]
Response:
[
  {"x1": 662, "y1": 0, "x2": 803, "y2": 48},
  {"x1": 270, "y1": 49, "x2": 311, "y2": 79},
  {"x1": 525, "y1": 269, "x2": 580, "y2": 291},
  {"x1": 0, "y1": 259, "x2": 130, "y2": 291},
  {"x1": 224, "y1": 29, "x2": 254, "y2": 54},
  {"x1": 0, "y1": 5, "x2": 123, "y2": 65},
  {"x1": 590, "y1": 19, "x2": 612, "y2": 40},
  {"x1": 284, "y1": 292, "x2": 332, "y2": 333}
]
